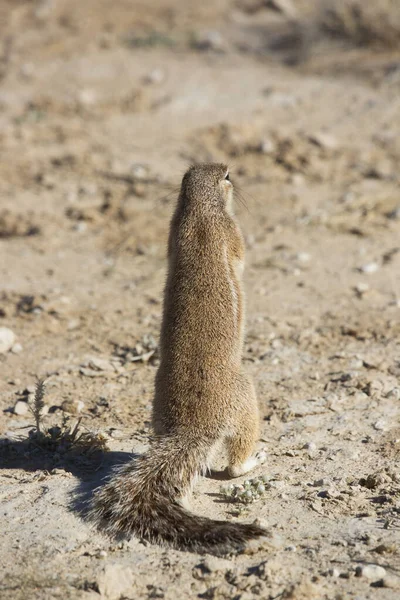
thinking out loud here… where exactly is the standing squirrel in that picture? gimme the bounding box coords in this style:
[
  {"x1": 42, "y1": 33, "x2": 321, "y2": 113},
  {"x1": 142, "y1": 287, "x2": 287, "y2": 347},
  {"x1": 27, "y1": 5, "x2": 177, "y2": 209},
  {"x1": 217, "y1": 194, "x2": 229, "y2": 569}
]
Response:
[{"x1": 89, "y1": 163, "x2": 266, "y2": 554}]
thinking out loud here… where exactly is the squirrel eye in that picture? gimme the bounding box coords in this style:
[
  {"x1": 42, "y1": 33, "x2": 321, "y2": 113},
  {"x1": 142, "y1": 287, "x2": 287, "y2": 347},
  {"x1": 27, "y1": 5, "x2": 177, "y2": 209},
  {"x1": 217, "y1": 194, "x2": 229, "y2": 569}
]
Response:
[{"x1": 224, "y1": 172, "x2": 230, "y2": 181}]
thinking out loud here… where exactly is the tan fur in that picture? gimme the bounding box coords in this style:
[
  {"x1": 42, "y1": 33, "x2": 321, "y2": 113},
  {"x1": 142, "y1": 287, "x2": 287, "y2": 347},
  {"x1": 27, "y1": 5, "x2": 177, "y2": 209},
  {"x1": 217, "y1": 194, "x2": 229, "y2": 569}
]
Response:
[{"x1": 89, "y1": 163, "x2": 265, "y2": 554}]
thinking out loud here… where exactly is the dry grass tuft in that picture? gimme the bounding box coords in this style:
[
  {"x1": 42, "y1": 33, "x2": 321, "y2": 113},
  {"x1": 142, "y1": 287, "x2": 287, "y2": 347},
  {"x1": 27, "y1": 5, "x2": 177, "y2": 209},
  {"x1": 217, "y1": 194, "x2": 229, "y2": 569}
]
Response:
[
  {"x1": 30, "y1": 378, "x2": 46, "y2": 433},
  {"x1": 319, "y1": 0, "x2": 400, "y2": 49},
  {"x1": 27, "y1": 378, "x2": 108, "y2": 457}
]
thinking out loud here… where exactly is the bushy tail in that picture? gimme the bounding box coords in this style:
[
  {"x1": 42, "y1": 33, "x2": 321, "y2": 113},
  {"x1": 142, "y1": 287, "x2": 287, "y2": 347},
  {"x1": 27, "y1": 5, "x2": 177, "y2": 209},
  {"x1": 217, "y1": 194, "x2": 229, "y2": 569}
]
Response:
[{"x1": 89, "y1": 436, "x2": 266, "y2": 555}]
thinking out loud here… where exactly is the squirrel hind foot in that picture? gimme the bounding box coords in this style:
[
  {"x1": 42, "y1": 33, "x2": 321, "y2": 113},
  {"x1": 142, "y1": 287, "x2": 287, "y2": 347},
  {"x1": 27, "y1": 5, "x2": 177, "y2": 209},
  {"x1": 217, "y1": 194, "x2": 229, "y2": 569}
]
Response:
[{"x1": 227, "y1": 451, "x2": 267, "y2": 478}]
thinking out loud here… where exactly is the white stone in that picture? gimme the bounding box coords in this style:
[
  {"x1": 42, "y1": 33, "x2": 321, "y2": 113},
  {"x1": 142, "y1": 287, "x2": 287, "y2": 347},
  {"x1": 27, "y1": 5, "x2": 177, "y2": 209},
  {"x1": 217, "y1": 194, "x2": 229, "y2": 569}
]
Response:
[
  {"x1": 309, "y1": 132, "x2": 338, "y2": 150},
  {"x1": 88, "y1": 358, "x2": 116, "y2": 372},
  {"x1": 355, "y1": 282, "x2": 369, "y2": 294},
  {"x1": 97, "y1": 564, "x2": 134, "y2": 600},
  {"x1": 296, "y1": 252, "x2": 311, "y2": 263},
  {"x1": 387, "y1": 388, "x2": 400, "y2": 401},
  {"x1": 194, "y1": 30, "x2": 225, "y2": 52},
  {"x1": 13, "y1": 400, "x2": 29, "y2": 416},
  {"x1": 373, "y1": 419, "x2": 388, "y2": 431},
  {"x1": 303, "y1": 441, "x2": 317, "y2": 452},
  {"x1": 357, "y1": 564, "x2": 386, "y2": 580},
  {"x1": 144, "y1": 68, "x2": 165, "y2": 85},
  {"x1": 202, "y1": 556, "x2": 232, "y2": 573},
  {"x1": 78, "y1": 89, "x2": 97, "y2": 107},
  {"x1": 0, "y1": 327, "x2": 16, "y2": 353},
  {"x1": 259, "y1": 138, "x2": 275, "y2": 154},
  {"x1": 61, "y1": 399, "x2": 85, "y2": 414},
  {"x1": 359, "y1": 262, "x2": 379, "y2": 274}
]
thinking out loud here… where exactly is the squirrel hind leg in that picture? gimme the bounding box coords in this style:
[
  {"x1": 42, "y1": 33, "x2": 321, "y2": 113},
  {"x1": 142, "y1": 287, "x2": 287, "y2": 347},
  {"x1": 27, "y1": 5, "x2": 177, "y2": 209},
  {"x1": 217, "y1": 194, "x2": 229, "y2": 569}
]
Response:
[{"x1": 225, "y1": 400, "x2": 265, "y2": 478}]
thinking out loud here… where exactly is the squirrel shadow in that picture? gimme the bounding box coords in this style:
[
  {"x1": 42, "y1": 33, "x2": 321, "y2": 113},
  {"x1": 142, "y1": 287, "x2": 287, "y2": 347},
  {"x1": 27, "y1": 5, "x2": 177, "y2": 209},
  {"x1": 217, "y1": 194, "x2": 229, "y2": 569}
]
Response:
[{"x1": 0, "y1": 436, "x2": 139, "y2": 518}]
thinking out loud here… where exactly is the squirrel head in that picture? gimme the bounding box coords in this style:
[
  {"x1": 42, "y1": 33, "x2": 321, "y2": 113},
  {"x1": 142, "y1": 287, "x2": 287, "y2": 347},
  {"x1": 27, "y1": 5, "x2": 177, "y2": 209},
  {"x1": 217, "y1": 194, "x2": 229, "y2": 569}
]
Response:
[{"x1": 180, "y1": 163, "x2": 233, "y2": 214}]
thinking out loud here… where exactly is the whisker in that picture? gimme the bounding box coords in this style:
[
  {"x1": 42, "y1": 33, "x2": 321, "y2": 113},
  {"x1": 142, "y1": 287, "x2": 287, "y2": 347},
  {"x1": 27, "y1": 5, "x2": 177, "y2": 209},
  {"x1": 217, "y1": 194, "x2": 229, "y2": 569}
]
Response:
[
  {"x1": 154, "y1": 184, "x2": 181, "y2": 205},
  {"x1": 237, "y1": 184, "x2": 259, "y2": 207},
  {"x1": 234, "y1": 185, "x2": 252, "y2": 216}
]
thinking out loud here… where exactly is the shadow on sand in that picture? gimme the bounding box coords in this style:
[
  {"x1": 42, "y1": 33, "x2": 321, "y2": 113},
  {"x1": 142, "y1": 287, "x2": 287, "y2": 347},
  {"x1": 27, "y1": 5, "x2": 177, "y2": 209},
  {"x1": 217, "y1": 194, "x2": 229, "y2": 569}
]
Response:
[{"x1": 0, "y1": 436, "x2": 140, "y2": 519}]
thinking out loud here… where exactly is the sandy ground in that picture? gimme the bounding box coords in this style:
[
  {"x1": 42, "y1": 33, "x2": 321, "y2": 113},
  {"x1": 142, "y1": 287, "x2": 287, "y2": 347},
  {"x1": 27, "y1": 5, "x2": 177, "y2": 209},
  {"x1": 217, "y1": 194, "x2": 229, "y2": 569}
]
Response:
[{"x1": 1, "y1": 1, "x2": 400, "y2": 598}]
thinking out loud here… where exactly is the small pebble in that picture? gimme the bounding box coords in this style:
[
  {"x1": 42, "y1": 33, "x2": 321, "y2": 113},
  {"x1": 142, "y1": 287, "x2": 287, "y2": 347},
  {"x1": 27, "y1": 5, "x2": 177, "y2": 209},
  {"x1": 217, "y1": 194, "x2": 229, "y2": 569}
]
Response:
[
  {"x1": 296, "y1": 252, "x2": 311, "y2": 263},
  {"x1": 308, "y1": 132, "x2": 338, "y2": 150},
  {"x1": 386, "y1": 388, "x2": 400, "y2": 401},
  {"x1": 313, "y1": 478, "x2": 331, "y2": 487},
  {"x1": 257, "y1": 450, "x2": 267, "y2": 463},
  {"x1": 202, "y1": 556, "x2": 232, "y2": 573},
  {"x1": 13, "y1": 400, "x2": 29, "y2": 416},
  {"x1": 359, "y1": 262, "x2": 379, "y2": 274},
  {"x1": 144, "y1": 68, "x2": 165, "y2": 85},
  {"x1": 259, "y1": 138, "x2": 275, "y2": 154},
  {"x1": 303, "y1": 441, "x2": 317, "y2": 452},
  {"x1": 88, "y1": 358, "x2": 116, "y2": 372},
  {"x1": 0, "y1": 327, "x2": 16, "y2": 354},
  {"x1": 373, "y1": 419, "x2": 388, "y2": 431},
  {"x1": 253, "y1": 517, "x2": 269, "y2": 529},
  {"x1": 291, "y1": 173, "x2": 305, "y2": 186},
  {"x1": 131, "y1": 164, "x2": 148, "y2": 180},
  {"x1": 78, "y1": 89, "x2": 97, "y2": 107},
  {"x1": 97, "y1": 564, "x2": 134, "y2": 600},
  {"x1": 73, "y1": 222, "x2": 87, "y2": 233},
  {"x1": 355, "y1": 565, "x2": 386, "y2": 580},
  {"x1": 67, "y1": 319, "x2": 80, "y2": 331},
  {"x1": 330, "y1": 568, "x2": 340, "y2": 578},
  {"x1": 61, "y1": 399, "x2": 85, "y2": 414},
  {"x1": 11, "y1": 343, "x2": 23, "y2": 354},
  {"x1": 355, "y1": 282, "x2": 369, "y2": 294},
  {"x1": 109, "y1": 428, "x2": 124, "y2": 439},
  {"x1": 193, "y1": 30, "x2": 225, "y2": 52}
]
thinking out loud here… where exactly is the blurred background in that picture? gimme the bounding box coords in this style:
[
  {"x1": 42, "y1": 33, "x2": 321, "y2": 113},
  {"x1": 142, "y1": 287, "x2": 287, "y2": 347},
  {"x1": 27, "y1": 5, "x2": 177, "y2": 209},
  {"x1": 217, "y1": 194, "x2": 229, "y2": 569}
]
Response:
[{"x1": 1, "y1": 2, "x2": 400, "y2": 597}]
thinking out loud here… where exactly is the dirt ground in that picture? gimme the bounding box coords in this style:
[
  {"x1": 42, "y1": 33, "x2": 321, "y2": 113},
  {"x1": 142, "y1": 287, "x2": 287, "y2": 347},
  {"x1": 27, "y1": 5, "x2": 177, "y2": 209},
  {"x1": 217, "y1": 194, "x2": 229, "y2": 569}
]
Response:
[{"x1": 1, "y1": 1, "x2": 400, "y2": 598}]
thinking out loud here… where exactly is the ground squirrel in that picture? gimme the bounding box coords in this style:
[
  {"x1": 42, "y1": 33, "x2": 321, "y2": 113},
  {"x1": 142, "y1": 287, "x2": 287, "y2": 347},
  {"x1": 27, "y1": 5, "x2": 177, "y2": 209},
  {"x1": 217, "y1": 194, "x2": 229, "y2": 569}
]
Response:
[{"x1": 89, "y1": 163, "x2": 266, "y2": 554}]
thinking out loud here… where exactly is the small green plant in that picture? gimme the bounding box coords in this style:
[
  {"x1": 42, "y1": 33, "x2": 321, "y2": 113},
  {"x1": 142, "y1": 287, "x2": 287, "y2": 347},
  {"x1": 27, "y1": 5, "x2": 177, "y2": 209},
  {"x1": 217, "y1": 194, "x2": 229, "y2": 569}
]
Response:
[{"x1": 220, "y1": 475, "x2": 270, "y2": 505}]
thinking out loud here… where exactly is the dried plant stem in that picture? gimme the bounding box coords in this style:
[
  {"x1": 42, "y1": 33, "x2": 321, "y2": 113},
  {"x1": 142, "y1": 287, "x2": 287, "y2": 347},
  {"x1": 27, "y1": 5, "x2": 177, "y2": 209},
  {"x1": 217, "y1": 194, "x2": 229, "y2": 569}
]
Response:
[{"x1": 31, "y1": 378, "x2": 46, "y2": 434}]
